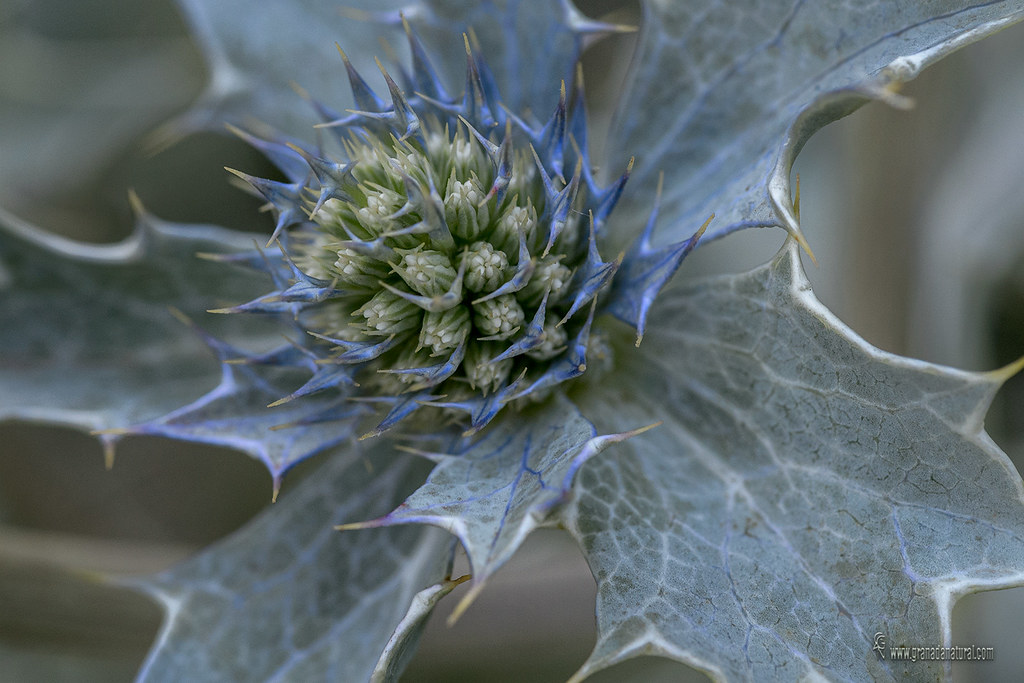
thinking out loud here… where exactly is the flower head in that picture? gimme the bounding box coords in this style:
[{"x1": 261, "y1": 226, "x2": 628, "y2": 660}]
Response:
[{"x1": 225, "y1": 21, "x2": 640, "y2": 437}]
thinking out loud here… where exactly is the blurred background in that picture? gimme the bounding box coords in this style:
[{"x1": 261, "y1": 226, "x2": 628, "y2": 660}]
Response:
[{"x1": 1, "y1": 0, "x2": 1023, "y2": 680}]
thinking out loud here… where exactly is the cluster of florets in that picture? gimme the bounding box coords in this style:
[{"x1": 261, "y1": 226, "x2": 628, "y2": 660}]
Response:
[
  {"x1": 227, "y1": 26, "x2": 631, "y2": 436},
  {"x1": 295, "y1": 119, "x2": 593, "y2": 396}
]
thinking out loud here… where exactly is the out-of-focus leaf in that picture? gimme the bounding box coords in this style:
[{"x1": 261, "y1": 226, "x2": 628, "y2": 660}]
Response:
[
  {"x1": 563, "y1": 241, "x2": 1024, "y2": 681},
  {"x1": 169, "y1": 0, "x2": 612, "y2": 139},
  {"x1": 0, "y1": 556, "x2": 161, "y2": 682},
  {"x1": 0, "y1": 207, "x2": 272, "y2": 442},
  {"x1": 128, "y1": 447, "x2": 450, "y2": 682},
  {"x1": 411, "y1": 0, "x2": 603, "y2": 117},
  {"x1": 908, "y1": 36, "x2": 1024, "y2": 370},
  {"x1": 604, "y1": 0, "x2": 1024, "y2": 249},
  {"x1": 168, "y1": 0, "x2": 406, "y2": 138},
  {"x1": 0, "y1": 4, "x2": 203, "y2": 219},
  {"x1": 369, "y1": 575, "x2": 466, "y2": 683}
]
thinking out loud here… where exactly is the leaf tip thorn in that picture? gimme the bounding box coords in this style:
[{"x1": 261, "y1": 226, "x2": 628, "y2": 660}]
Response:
[
  {"x1": 447, "y1": 581, "x2": 483, "y2": 626},
  {"x1": 988, "y1": 354, "x2": 1024, "y2": 384},
  {"x1": 103, "y1": 442, "x2": 116, "y2": 471}
]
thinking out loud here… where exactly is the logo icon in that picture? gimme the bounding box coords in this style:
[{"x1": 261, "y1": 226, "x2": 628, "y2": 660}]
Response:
[{"x1": 872, "y1": 632, "x2": 887, "y2": 659}]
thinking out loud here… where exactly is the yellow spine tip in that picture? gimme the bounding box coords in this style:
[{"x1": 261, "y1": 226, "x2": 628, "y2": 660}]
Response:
[
  {"x1": 987, "y1": 355, "x2": 1024, "y2": 384},
  {"x1": 789, "y1": 230, "x2": 817, "y2": 266},
  {"x1": 446, "y1": 581, "x2": 484, "y2": 627},
  {"x1": 127, "y1": 189, "x2": 145, "y2": 216}
]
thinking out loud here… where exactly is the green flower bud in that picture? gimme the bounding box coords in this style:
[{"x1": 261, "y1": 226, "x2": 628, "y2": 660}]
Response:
[
  {"x1": 393, "y1": 246, "x2": 459, "y2": 297},
  {"x1": 356, "y1": 289, "x2": 422, "y2": 336},
  {"x1": 520, "y1": 256, "x2": 572, "y2": 305},
  {"x1": 508, "y1": 155, "x2": 538, "y2": 203},
  {"x1": 332, "y1": 246, "x2": 391, "y2": 289},
  {"x1": 464, "y1": 341, "x2": 512, "y2": 395},
  {"x1": 444, "y1": 173, "x2": 490, "y2": 240},
  {"x1": 491, "y1": 202, "x2": 537, "y2": 255},
  {"x1": 473, "y1": 294, "x2": 524, "y2": 340},
  {"x1": 347, "y1": 138, "x2": 395, "y2": 187},
  {"x1": 311, "y1": 197, "x2": 348, "y2": 228},
  {"x1": 392, "y1": 145, "x2": 432, "y2": 185},
  {"x1": 451, "y1": 133, "x2": 486, "y2": 179},
  {"x1": 420, "y1": 306, "x2": 471, "y2": 355},
  {"x1": 356, "y1": 186, "x2": 403, "y2": 235},
  {"x1": 460, "y1": 241, "x2": 509, "y2": 293}
]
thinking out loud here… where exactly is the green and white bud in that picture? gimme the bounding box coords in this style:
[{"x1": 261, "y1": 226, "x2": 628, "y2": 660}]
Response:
[
  {"x1": 356, "y1": 289, "x2": 422, "y2": 336},
  {"x1": 491, "y1": 202, "x2": 537, "y2": 255},
  {"x1": 464, "y1": 341, "x2": 513, "y2": 395},
  {"x1": 393, "y1": 246, "x2": 458, "y2": 297},
  {"x1": 347, "y1": 138, "x2": 396, "y2": 187},
  {"x1": 473, "y1": 294, "x2": 524, "y2": 340},
  {"x1": 451, "y1": 133, "x2": 485, "y2": 179},
  {"x1": 332, "y1": 246, "x2": 391, "y2": 289},
  {"x1": 420, "y1": 306, "x2": 471, "y2": 355},
  {"x1": 392, "y1": 143, "x2": 432, "y2": 185},
  {"x1": 460, "y1": 241, "x2": 509, "y2": 293},
  {"x1": 425, "y1": 129, "x2": 451, "y2": 163},
  {"x1": 311, "y1": 197, "x2": 348, "y2": 226},
  {"x1": 444, "y1": 173, "x2": 490, "y2": 240},
  {"x1": 356, "y1": 186, "x2": 403, "y2": 235},
  {"x1": 520, "y1": 256, "x2": 572, "y2": 304}
]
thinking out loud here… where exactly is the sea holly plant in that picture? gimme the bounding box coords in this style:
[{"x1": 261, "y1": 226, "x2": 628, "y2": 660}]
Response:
[{"x1": 2, "y1": 1, "x2": 1024, "y2": 681}]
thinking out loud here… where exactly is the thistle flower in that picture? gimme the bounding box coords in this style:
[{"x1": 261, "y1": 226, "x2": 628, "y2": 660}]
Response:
[{"x1": 208, "y1": 19, "x2": 696, "y2": 446}]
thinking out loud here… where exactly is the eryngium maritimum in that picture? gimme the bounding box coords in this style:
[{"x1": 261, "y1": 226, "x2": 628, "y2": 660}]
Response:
[{"x1": 219, "y1": 20, "x2": 697, "y2": 439}]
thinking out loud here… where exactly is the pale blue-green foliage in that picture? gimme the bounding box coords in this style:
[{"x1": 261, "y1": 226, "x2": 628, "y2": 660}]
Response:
[
  {"x1": 0, "y1": 205, "x2": 272, "y2": 437},
  {"x1": 566, "y1": 243, "x2": 1024, "y2": 681},
  {"x1": 168, "y1": 0, "x2": 591, "y2": 138},
  {"x1": 128, "y1": 447, "x2": 448, "y2": 683},
  {"x1": 2, "y1": 1, "x2": 1024, "y2": 682},
  {"x1": 603, "y1": 0, "x2": 1024, "y2": 250},
  {"x1": 346, "y1": 394, "x2": 646, "y2": 623}
]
